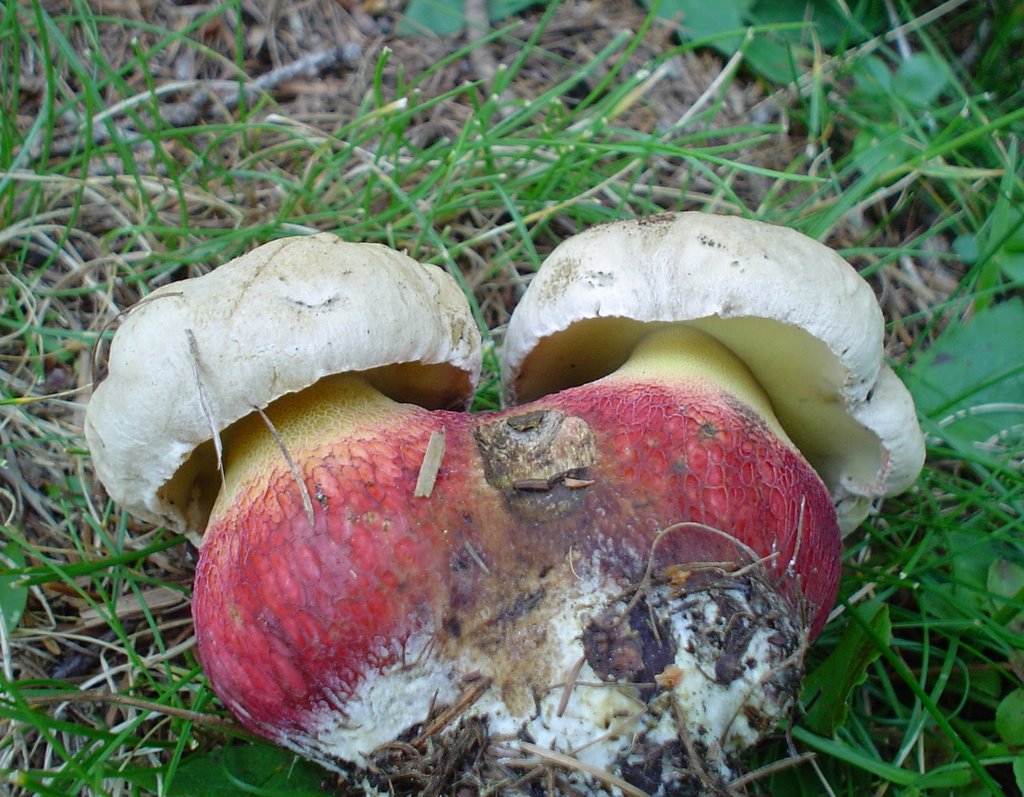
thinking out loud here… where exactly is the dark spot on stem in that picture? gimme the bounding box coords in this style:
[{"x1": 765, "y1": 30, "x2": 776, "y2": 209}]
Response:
[{"x1": 582, "y1": 596, "x2": 677, "y2": 687}]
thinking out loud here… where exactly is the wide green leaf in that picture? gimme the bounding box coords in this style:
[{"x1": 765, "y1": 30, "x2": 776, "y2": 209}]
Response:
[
  {"x1": 399, "y1": 0, "x2": 469, "y2": 37},
  {"x1": 893, "y1": 53, "x2": 948, "y2": 107},
  {"x1": 643, "y1": 0, "x2": 753, "y2": 53},
  {"x1": 996, "y1": 689, "x2": 1024, "y2": 746},
  {"x1": 167, "y1": 742, "x2": 329, "y2": 796},
  {"x1": 398, "y1": 0, "x2": 538, "y2": 37},
  {"x1": 748, "y1": 0, "x2": 853, "y2": 48},
  {"x1": 800, "y1": 601, "x2": 891, "y2": 735},
  {"x1": 905, "y1": 299, "x2": 1024, "y2": 466}
]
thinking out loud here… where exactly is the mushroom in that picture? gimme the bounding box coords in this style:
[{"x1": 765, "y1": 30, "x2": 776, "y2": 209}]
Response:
[
  {"x1": 504, "y1": 212, "x2": 925, "y2": 535},
  {"x1": 85, "y1": 233, "x2": 482, "y2": 537},
  {"x1": 84, "y1": 217, "x2": 924, "y2": 795}
]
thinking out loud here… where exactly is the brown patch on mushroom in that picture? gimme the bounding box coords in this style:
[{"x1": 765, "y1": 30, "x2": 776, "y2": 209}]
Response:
[{"x1": 474, "y1": 410, "x2": 597, "y2": 522}]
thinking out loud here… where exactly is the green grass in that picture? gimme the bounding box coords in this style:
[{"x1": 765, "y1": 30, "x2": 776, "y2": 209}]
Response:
[{"x1": 1, "y1": 0, "x2": 1022, "y2": 795}]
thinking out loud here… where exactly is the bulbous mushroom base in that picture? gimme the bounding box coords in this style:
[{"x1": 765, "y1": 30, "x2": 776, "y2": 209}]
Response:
[
  {"x1": 301, "y1": 552, "x2": 806, "y2": 797},
  {"x1": 194, "y1": 361, "x2": 838, "y2": 796}
]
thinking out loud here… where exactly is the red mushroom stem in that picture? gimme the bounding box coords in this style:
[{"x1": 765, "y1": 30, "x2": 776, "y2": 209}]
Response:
[{"x1": 193, "y1": 326, "x2": 841, "y2": 792}]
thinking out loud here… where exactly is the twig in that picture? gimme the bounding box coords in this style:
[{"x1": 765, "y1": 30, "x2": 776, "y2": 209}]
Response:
[
  {"x1": 38, "y1": 44, "x2": 362, "y2": 157},
  {"x1": 513, "y1": 742, "x2": 651, "y2": 797},
  {"x1": 555, "y1": 655, "x2": 587, "y2": 718},
  {"x1": 414, "y1": 429, "x2": 447, "y2": 498},
  {"x1": 410, "y1": 676, "x2": 491, "y2": 747},
  {"x1": 464, "y1": 0, "x2": 516, "y2": 116},
  {"x1": 882, "y1": 0, "x2": 913, "y2": 60},
  {"x1": 670, "y1": 695, "x2": 719, "y2": 792},
  {"x1": 253, "y1": 405, "x2": 316, "y2": 531},
  {"x1": 186, "y1": 329, "x2": 226, "y2": 500},
  {"x1": 617, "y1": 519, "x2": 762, "y2": 626},
  {"x1": 465, "y1": 0, "x2": 499, "y2": 82},
  {"x1": 462, "y1": 540, "x2": 491, "y2": 574},
  {"x1": 727, "y1": 751, "x2": 817, "y2": 790},
  {"x1": 667, "y1": 30, "x2": 751, "y2": 134}
]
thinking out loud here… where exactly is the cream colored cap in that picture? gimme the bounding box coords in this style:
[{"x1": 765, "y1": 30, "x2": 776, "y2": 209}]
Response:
[
  {"x1": 86, "y1": 233, "x2": 481, "y2": 534},
  {"x1": 502, "y1": 213, "x2": 925, "y2": 533}
]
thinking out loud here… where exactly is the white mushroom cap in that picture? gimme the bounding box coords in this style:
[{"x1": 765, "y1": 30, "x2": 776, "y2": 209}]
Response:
[
  {"x1": 502, "y1": 213, "x2": 925, "y2": 534},
  {"x1": 86, "y1": 233, "x2": 481, "y2": 535}
]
